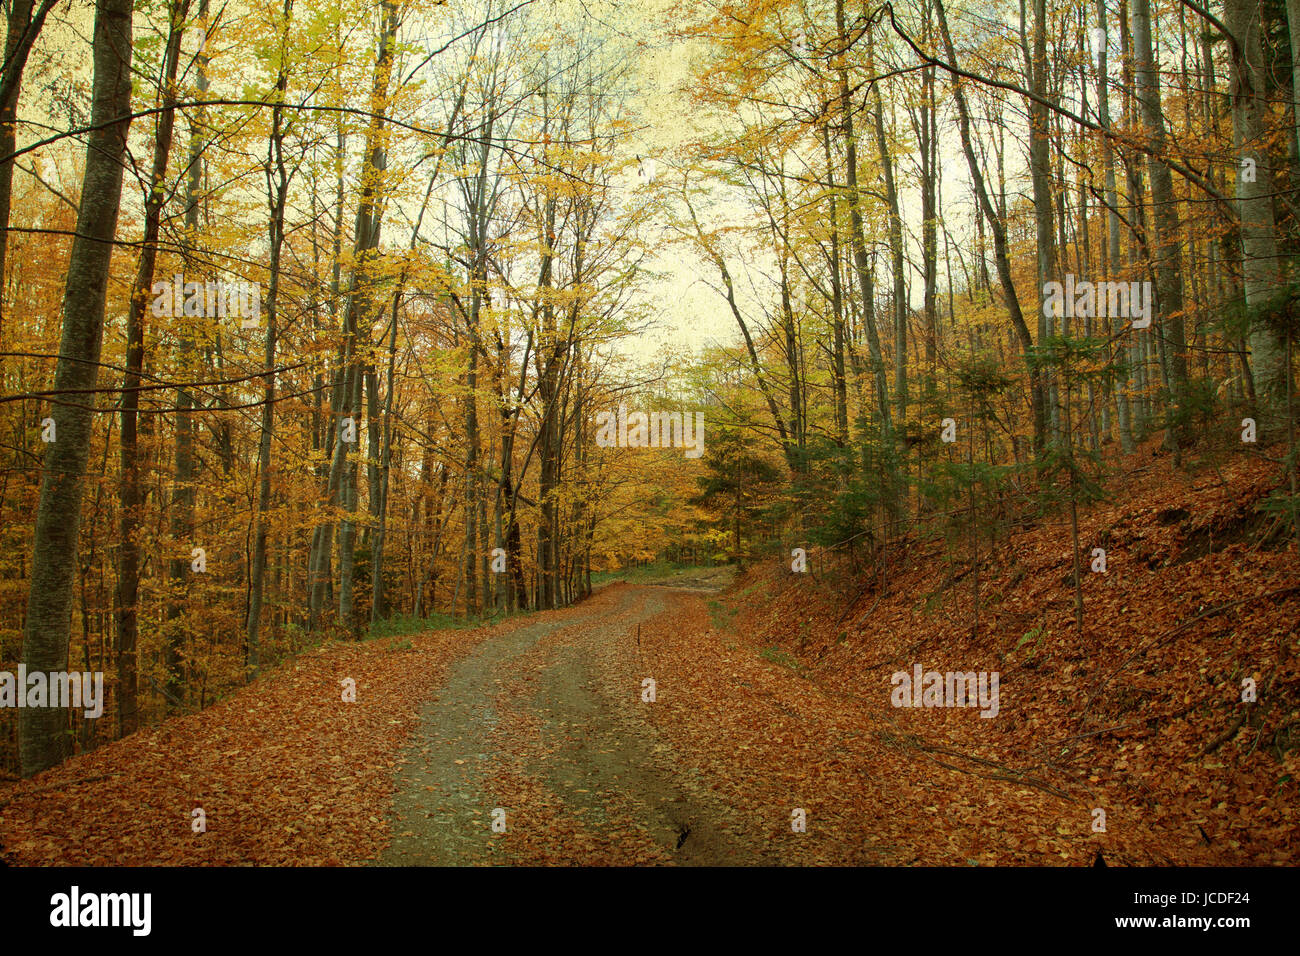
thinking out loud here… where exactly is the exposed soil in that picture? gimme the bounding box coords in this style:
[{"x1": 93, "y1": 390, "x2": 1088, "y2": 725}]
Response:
[{"x1": 379, "y1": 577, "x2": 776, "y2": 865}]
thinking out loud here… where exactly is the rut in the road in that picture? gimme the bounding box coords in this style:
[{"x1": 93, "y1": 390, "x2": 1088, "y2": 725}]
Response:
[
  {"x1": 522, "y1": 590, "x2": 771, "y2": 864},
  {"x1": 379, "y1": 586, "x2": 768, "y2": 865},
  {"x1": 377, "y1": 614, "x2": 567, "y2": 865}
]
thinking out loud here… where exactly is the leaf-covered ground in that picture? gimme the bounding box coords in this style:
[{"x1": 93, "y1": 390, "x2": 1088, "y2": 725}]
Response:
[
  {"x1": 0, "y1": 623, "x2": 488, "y2": 864},
  {"x1": 1, "y1": 448, "x2": 1295, "y2": 865},
  {"x1": 728, "y1": 447, "x2": 1299, "y2": 864}
]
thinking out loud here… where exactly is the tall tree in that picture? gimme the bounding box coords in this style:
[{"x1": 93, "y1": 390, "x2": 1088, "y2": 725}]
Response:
[
  {"x1": 247, "y1": 0, "x2": 295, "y2": 674},
  {"x1": 834, "y1": 0, "x2": 891, "y2": 440},
  {"x1": 934, "y1": 0, "x2": 1046, "y2": 452},
  {"x1": 0, "y1": 0, "x2": 59, "y2": 334},
  {"x1": 1224, "y1": 0, "x2": 1290, "y2": 430},
  {"x1": 20, "y1": 0, "x2": 134, "y2": 777},
  {"x1": 1131, "y1": 0, "x2": 1189, "y2": 448},
  {"x1": 116, "y1": 0, "x2": 188, "y2": 736}
]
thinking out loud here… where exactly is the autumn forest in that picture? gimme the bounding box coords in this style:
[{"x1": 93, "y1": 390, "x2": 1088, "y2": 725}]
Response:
[{"x1": 0, "y1": 0, "x2": 1295, "y2": 874}]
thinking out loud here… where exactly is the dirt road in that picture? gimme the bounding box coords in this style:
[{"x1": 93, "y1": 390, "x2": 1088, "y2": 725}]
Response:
[{"x1": 379, "y1": 574, "x2": 777, "y2": 865}]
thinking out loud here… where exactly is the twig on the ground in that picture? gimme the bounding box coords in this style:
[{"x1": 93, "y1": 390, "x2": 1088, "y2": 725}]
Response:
[
  {"x1": 1080, "y1": 585, "x2": 1300, "y2": 722},
  {"x1": 1200, "y1": 711, "x2": 1247, "y2": 756},
  {"x1": 920, "y1": 752, "x2": 1076, "y2": 801}
]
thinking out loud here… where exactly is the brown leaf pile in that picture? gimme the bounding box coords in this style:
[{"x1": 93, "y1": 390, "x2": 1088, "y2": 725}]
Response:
[
  {"x1": 0, "y1": 626, "x2": 491, "y2": 865},
  {"x1": 686, "y1": 446, "x2": 1299, "y2": 864}
]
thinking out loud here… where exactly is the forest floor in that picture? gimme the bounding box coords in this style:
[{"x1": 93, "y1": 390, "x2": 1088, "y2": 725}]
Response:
[{"x1": 0, "y1": 445, "x2": 1296, "y2": 865}]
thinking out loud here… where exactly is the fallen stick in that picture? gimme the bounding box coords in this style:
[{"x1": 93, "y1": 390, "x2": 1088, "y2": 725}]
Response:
[
  {"x1": 1199, "y1": 711, "x2": 1247, "y2": 756},
  {"x1": 1080, "y1": 585, "x2": 1300, "y2": 721}
]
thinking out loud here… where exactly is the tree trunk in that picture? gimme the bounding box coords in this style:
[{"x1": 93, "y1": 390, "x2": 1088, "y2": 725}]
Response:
[
  {"x1": 20, "y1": 0, "x2": 134, "y2": 777},
  {"x1": 165, "y1": 0, "x2": 209, "y2": 710},
  {"x1": 1225, "y1": 0, "x2": 1289, "y2": 429},
  {"x1": 1026, "y1": 0, "x2": 1059, "y2": 439},
  {"x1": 1132, "y1": 0, "x2": 1190, "y2": 448},
  {"x1": 835, "y1": 0, "x2": 891, "y2": 440},
  {"x1": 115, "y1": 0, "x2": 186, "y2": 736},
  {"x1": 871, "y1": 77, "x2": 907, "y2": 426},
  {"x1": 0, "y1": 0, "x2": 58, "y2": 336},
  {"x1": 247, "y1": 0, "x2": 293, "y2": 675},
  {"x1": 936, "y1": 0, "x2": 1046, "y2": 452},
  {"x1": 338, "y1": 0, "x2": 400, "y2": 632},
  {"x1": 1095, "y1": 1, "x2": 1135, "y2": 453}
]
